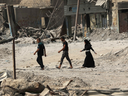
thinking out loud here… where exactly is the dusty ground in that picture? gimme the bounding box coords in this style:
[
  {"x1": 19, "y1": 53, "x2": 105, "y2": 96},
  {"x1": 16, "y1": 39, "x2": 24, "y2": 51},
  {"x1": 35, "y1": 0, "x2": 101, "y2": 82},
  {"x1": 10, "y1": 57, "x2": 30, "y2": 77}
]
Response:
[{"x1": 1, "y1": 38, "x2": 128, "y2": 90}]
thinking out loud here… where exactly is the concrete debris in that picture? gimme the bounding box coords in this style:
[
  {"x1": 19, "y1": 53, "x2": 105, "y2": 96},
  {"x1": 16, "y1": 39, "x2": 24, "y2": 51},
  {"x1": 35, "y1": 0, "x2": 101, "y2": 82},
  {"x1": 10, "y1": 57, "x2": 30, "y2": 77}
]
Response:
[
  {"x1": 0, "y1": 72, "x2": 7, "y2": 82},
  {"x1": 0, "y1": 48, "x2": 11, "y2": 60},
  {"x1": 48, "y1": 25, "x2": 62, "y2": 38},
  {"x1": 0, "y1": 38, "x2": 14, "y2": 44},
  {"x1": 89, "y1": 28, "x2": 128, "y2": 41},
  {"x1": 100, "y1": 46, "x2": 128, "y2": 65},
  {"x1": 1, "y1": 78, "x2": 45, "y2": 96},
  {"x1": 15, "y1": 26, "x2": 65, "y2": 44},
  {"x1": 0, "y1": 71, "x2": 90, "y2": 96},
  {"x1": 17, "y1": 26, "x2": 63, "y2": 40},
  {"x1": 15, "y1": 37, "x2": 35, "y2": 44},
  {"x1": 17, "y1": 27, "x2": 44, "y2": 39},
  {"x1": 39, "y1": 88, "x2": 49, "y2": 96},
  {"x1": 72, "y1": 25, "x2": 84, "y2": 37},
  {"x1": 0, "y1": 29, "x2": 14, "y2": 44},
  {"x1": 25, "y1": 92, "x2": 39, "y2": 96}
]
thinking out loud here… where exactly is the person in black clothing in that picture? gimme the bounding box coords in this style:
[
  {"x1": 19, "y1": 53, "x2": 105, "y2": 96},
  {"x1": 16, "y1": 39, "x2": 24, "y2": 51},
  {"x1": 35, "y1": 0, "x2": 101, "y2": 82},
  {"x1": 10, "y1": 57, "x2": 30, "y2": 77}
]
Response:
[
  {"x1": 57, "y1": 37, "x2": 73, "y2": 69},
  {"x1": 80, "y1": 39, "x2": 97, "y2": 68},
  {"x1": 34, "y1": 38, "x2": 46, "y2": 70}
]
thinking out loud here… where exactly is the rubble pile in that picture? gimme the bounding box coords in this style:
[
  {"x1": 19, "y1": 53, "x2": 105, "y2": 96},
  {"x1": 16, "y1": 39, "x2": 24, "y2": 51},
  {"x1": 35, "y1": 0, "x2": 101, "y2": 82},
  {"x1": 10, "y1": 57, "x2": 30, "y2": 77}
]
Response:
[
  {"x1": 0, "y1": 48, "x2": 11, "y2": 59},
  {"x1": 99, "y1": 46, "x2": 128, "y2": 65},
  {"x1": 0, "y1": 71, "x2": 90, "y2": 96},
  {"x1": 17, "y1": 27, "x2": 44, "y2": 39},
  {"x1": 0, "y1": 26, "x2": 63, "y2": 44},
  {"x1": 1, "y1": 71, "x2": 128, "y2": 96},
  {"x1": 15, "y1": 37, "x2": 36, "y2": 44},
  {"x1": 48, "y1": 25, "x2": 62, "y2": 38},
  {"x1": 72, "y1": 24, "x2": 84, "y2": 37},
  {"x1": 1, "y1": 25, "x2": 128, "y2": 45},
  {"x1": 89, "y1": 28, "x2": 128, "y2": 41},
  {"x1": 0, "y1": 29, "x2": 14, "y2": 44},
  {"x1": 1, "y1": 78, "x2": 45, "y2": 96}
]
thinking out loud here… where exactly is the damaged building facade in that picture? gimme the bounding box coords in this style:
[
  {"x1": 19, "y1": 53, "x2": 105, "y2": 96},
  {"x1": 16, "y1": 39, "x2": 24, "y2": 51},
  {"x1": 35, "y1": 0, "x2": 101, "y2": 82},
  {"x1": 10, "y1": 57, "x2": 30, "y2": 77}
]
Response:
[
  {"x1": 64, "y1": 0, "x2": 108, "y2": 37},
  {"x1": 112, "y1": 0, "x2": 128, "y2": 33},
  {"x1": 0, "y1": 0, "x2": 21, "y2": 29},
  {"x1": 64, "y1": 0, "x2": 128, "y2": 37},
  {"x1": 0, "y1": 0, "x2": 64, "y2": 29},
  {"x1": 1, "y1": 0, "x2": 128, "y2": 37}
]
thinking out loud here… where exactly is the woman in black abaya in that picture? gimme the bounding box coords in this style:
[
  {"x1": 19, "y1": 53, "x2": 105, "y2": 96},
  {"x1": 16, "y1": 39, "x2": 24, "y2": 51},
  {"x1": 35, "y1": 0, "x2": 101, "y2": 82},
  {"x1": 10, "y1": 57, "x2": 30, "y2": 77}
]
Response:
[{"x1": 80, "y1": 39, "x2": 97, "y2": 68}]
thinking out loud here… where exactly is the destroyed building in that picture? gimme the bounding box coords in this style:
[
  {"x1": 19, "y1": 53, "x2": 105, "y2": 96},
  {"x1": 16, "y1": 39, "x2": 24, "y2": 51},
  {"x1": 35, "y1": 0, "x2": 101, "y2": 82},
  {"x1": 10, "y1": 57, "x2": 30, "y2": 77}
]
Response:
[
  {"x1": 63, "y1": 0, "x2": 128, "y2": 37},
  {"x1": 18, "y1": 0, "x2": 64, "y2": 29},
  {"x1": 64, "y1": 0, "x2": 108, "y2": 37},
  {"x1": 0, "y1": 0, "x2": 128, "y2": 38},
  {"x1": 0, "y1": 0, "x2": 64, "y2": 29},
  {"x1": 111, "y1": 0, "x2": 128, "y2": 33}
]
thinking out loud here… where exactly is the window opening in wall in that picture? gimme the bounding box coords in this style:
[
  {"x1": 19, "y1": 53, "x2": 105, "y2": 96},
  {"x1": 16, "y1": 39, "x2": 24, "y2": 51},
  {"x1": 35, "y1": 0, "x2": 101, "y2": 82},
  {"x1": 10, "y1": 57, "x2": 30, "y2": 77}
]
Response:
[{"x1": 69, "y1": 7, "x2": 72, "y2": 11}]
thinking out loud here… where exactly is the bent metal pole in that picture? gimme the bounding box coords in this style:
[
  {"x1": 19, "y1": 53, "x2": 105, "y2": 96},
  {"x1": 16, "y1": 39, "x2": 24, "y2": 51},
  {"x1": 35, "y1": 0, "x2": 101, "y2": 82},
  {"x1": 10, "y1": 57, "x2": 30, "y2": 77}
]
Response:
[{"x1": 7, "y1": 5, "x2": 16, "y2": 79}]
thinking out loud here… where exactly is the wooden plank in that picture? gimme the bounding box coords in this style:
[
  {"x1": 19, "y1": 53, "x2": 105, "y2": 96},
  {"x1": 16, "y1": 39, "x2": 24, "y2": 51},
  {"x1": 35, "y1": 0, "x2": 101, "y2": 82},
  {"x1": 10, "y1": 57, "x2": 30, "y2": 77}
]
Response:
[
  {"x1": 81, "y1": 90, "x2": 88, "y2": 96},
  {"x1": 63, "y1": 80, "x2": 73, "y2": 88}
]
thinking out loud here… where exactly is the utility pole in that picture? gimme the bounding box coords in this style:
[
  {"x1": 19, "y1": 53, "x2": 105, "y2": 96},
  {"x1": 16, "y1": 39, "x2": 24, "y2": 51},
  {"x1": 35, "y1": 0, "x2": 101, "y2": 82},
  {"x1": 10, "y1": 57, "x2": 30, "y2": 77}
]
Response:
[
  {"x1": 107, "y1": 0, "x2": 111, "y2": 29},
  {"x1": 74, "y1": 0, "x2": 80, "y2": 41},
  {"x1": 7, "y1": 5, "x2": 17, "y2": 79}
]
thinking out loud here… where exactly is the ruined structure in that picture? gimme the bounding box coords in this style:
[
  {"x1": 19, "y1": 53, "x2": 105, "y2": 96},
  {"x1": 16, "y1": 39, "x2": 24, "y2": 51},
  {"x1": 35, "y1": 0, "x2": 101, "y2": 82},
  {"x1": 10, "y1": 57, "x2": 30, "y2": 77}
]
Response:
[
  {"x1": 0, "y1": 0, "x2": 64, "y2": 29},
  {"x1": 64, "y1": 0, "x2": 108, "y2": 37},
  {"x1": 1, "y1": 0, "x2": 128, "y2": 36},
  {"x1": 63, "y1": 0, "x2": 128, "y2": 37},
  {"x1": 112, "y1": 0, "x2": 128, "y2": 33},
  {"x1": 16, "y1": 0, "x2": 64, "y2": 28}
]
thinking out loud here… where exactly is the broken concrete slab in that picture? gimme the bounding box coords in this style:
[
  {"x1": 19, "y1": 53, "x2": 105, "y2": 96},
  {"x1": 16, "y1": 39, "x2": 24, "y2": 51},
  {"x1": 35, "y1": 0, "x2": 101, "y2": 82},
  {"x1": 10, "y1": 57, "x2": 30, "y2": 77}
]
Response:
[
  {"x1": 83, "y1": 91, "x2": 108, "y2": 96},
  {"x1": 0, "y1": 38, "x2": 14, "y2": 44},
  {"x1": 81, "y1": 90, "x2": 88, "y2": 96},
  {"x1": 63, "y1": 80, "x2": 73, "y2": 88},
  {"x1": 112, "y1": 92, "x2": 128, "y2": 96},
  {"x1": 0, "y1": 71, "x2": 7, "y2": 82},
  {"x1": 1, "y1": 78, "x2": 45, "y2": 96},
  {"x1": 25, "y1": 92, "x2": 39, "y2": 96},
  {"x1": 39, "y1": 88, "x2": 49, "y2": 96},
  {"x1": 55, "y1": 80, "x2": 73, "y2": 90}
]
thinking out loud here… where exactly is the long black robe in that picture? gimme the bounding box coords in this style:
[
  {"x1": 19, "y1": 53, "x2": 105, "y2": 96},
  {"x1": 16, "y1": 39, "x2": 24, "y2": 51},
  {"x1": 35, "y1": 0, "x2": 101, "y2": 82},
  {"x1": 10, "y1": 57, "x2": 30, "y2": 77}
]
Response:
[{"x1": 82, "y1": 44, "x2": 95, "y2": 68}]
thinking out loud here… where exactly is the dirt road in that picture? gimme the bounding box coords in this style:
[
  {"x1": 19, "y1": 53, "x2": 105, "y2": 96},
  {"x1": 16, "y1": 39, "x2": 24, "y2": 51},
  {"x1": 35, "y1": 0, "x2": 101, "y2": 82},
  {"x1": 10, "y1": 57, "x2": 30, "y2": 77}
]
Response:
[{"x1": 1, "y1": 39, "x2": 128, "y2": 89}]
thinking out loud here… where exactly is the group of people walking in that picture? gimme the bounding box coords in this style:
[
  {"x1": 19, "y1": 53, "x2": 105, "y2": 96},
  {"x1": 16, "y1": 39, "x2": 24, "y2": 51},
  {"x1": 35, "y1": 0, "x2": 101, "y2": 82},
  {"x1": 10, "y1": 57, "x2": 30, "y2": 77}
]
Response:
[{"x1": 34, "y1": 37, "x2": 97, "y2": 70}]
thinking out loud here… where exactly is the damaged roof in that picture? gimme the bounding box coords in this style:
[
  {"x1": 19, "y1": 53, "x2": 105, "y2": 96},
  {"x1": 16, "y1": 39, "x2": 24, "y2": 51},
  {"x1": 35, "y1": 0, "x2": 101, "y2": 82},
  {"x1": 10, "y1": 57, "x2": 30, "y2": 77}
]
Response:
[{"x1": 20, "y1": 0, "x2": 51, "y2": 8}]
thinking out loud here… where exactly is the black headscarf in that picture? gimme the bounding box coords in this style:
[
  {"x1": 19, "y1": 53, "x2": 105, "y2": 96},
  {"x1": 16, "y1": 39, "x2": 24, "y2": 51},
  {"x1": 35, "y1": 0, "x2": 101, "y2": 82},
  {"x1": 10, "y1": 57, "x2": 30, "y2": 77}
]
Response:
[{"x1": 84, "y1": 39, "x2": 91, "y2": 46}]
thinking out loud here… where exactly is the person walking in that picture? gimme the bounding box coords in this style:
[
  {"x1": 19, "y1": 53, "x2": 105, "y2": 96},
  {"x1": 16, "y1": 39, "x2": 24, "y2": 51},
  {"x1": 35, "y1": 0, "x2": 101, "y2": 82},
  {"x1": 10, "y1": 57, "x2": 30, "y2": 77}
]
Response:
[
  {"x1": 34, "y1": 38, "x2": 46, "y2": 70},
  {"x1": 57, "y1": 37, "x2": 73, "y2": 69},
  {"x1": 80, "y1": 39, "x2": 97, "y2": 68}
]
